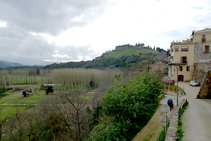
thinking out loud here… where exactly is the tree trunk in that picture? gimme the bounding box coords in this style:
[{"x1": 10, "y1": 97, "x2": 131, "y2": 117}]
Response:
[
  {"x1": 77, "y1": 110, "x2": 81, "y2": 141},
  {"x1": 0, "y1": 121, "x2": 2, "y2": 141}
]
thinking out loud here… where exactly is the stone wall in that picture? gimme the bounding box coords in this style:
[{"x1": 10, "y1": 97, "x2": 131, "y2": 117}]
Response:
[
  {"x1": 115, "y1": 44, "x2": 134, "y2": 50},
  {"x1": 194, "y1": 41, "x2": 211, "y2": 63},
  {"x1": 197, "y1": 70, "x2": 211, "y2": 98},
  {"x1": 165, "y1": 99, "x2": 187, "y2": 141},
  {"x1": 115, "y1": 44, "x2": 152, "y2": 51},
  {"x1": 192, "y1": 63, "x2": 211, "y2": 84}
]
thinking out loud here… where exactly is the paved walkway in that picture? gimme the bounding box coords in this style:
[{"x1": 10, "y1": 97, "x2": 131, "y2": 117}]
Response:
[
  {"x1": 178, "y1": 82, "x2": 211, "y2": 141},
  {"x1": 159, "y1": 94, "x2": 184, "y2": 106}
]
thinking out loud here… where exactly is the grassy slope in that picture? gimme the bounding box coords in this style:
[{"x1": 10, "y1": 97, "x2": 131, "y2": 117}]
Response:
[
  {"x1": 0, "y1": 90, "x2": 47, "y2": 105},
  {"x1": 0, "y1": 86, "x2": 47, "y2": 121},
  {"x1": 0, "y1": 107, "x2": 27, "y2": 120},
  {"x1": 104, "y1": 48, "x2": 159, "y2": 58}
]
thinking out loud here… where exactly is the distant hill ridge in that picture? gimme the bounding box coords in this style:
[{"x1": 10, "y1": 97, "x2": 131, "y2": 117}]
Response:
[
  {"x1": 44, "y1": 46, "x2": 166, "y2": 69},
  {"x1": 103, "y1": 48, "x2": 158, "y2": 59},
  {"x1": 0, "y1": 61, "x2": 23, "y2": 68}
]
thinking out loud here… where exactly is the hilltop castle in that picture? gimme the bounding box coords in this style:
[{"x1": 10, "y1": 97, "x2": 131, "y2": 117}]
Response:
[
  {"x1": 102, "y1": 43, "x2": 154, "y2": 56},
  {"x1": 115, "y1": 43, "x2": 152, "y2": 50}
]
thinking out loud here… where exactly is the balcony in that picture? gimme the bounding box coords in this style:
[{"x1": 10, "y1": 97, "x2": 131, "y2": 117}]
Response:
[
  {"x1": 180, "y1": 61, "x2": 187, "y2": 65},
  {"x1": 167, "y1": 62, "x2": 187, "y2": 66},
  {"x1": 180, "y1": 57, "x2": 187, "y2": 65},
  {"x1": 202, "y1": 38, "x2": 206, "y2": 42}
]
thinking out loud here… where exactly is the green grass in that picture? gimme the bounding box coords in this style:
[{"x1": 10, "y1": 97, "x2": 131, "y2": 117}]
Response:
[
  {"x1": 0, "y1": 107, "x2": 27, "y2": 121},
  {"x1": 0, "y1": 90, "x2": 48, "y2": 104},
  {"x1": 11, "y1": 79, "x2": 40, "y2": 85},
  {"x1": 104, "y1": 48, "x2": 159, "y2": 58},
  {"x1": 10, "y1": 76, "x2": 41, "y2": 85}
]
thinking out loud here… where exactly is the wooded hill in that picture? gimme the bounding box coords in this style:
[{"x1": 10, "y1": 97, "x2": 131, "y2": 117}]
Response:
[
  {"x1": 44, "y1": 48, "x2": 167, "y2": 69},
  {"x1": 0, "y1": 61, "x2": 23, "y2": 68}
]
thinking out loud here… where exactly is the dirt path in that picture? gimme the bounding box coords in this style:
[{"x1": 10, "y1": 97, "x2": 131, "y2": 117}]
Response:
[
  {"x1": 132, "y1": 105, "x2": 171, "y2": 141},
  {"x1": 178, "y1": 82, "x2": 211, "y2": 140},
  {"x1": 132, "y1": 94, "x2": 184, "y2": 141}
]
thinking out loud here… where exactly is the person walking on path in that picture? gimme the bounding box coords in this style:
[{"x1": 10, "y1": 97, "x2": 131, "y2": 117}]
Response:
[{"x1": 167, "y1": 99, "x2": 174, "y2": 111}]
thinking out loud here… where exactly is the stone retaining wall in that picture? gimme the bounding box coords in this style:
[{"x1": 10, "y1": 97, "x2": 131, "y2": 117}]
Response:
[
  {"x1": 197, "y1": 70, "x2": 211, "y2": 98},
  {"x1": 165, "y1": 99, "x2": 187, "y2": 141},
  {"x1": 193, "y1": 63, "x2": 211, "y2": 84}
]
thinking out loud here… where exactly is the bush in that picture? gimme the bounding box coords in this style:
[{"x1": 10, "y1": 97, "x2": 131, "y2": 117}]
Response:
[
  {"x1": 89, "y1": 71, "x2": 162, "y2": 140},
  {"x1": 0, "y1": 88, "x2": 12, "y2": 98},
  {"x1": 157, "y1": 123, "x2": 169, "y2": 141},
  {"x1": 177, "y1": 101, "x2": 189, "y2": 141}
]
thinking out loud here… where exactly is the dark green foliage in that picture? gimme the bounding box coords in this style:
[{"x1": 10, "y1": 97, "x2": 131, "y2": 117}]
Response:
[
  {"x1": 46, "y1": 86, "x2": 54, "y2": 95},
  {"x1": 89, "y1": 80, "x2": 97, "y2": 90},
  {"x1": 43, "y1": 53, "x2": 160, "y2": 69},
  {"x1": 156, "y1": 47, "x2": 166, "y2": 53},
  {"x1": 88, "y1": 103, "x2": 103, "y2": 132},
  {"x1": 0, "y1": 88, "x2": 11, "y2": 98},
  {"x1": 89, "y1": 71, "x2": 162, "y2": 141},
  {"x1": 157, "y1": 123, "x2": 169, "y2": 141},
  {"x1": 22, "y1": 91, "x2": 27, "y2": 97},
  {"x1": 177, "y1": 101, "x2": 189, "y2": 141}
]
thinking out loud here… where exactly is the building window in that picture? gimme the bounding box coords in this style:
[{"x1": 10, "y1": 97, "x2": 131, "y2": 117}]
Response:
[
  {"x1": 202, "y1": 34, "x2": 206, "y2": 42},
  {"x1": 181, "y1": 46, "x2": 188, "y2": 52},
  {"x1": 175, "y1": 47, "x2": 179, "y2": 52},
  {"x1": 180, "y1": 66, "x2": 183, "y2": 71},
  {"x1": 205, "y1": 45, "x2": 209, "y2": 53},
  {"x1": 186, "y1": 66, "x2": 190, "y2": 71},
  {"x1": 181, "y1": 56, "x2": 187, "y2": 64}
]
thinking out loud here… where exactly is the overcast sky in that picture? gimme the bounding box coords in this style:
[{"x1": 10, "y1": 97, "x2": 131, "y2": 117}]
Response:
[{"x1": 0, "y1": 0, "x2": 210, "y2": 65}]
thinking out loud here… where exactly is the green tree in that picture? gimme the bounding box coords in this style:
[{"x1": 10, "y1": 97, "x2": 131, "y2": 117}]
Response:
[{"x1": 90, "y1": 71, "x2": 162, "y2": 140}]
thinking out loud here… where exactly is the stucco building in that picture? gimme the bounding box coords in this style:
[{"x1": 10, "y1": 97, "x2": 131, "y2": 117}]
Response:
[{"x1": 168, "y1": 28, "x2": 211, "y2": 82}]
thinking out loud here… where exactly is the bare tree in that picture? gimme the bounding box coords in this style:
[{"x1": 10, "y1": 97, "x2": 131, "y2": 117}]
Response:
[
  {"x1": 0, "y1": 106, "x2": 3, "y2": 141},
  {"x1": 0, "y1": 70, "x2": 10, "y2": 89},
  {"x1": 57, "y1": 90, "x2": 89, "y2": 141}
]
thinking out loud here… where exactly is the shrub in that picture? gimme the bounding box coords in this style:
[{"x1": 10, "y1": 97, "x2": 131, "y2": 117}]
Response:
[
  {"x1": 177, "y1": 101, "x2": 189, "y2": 141},
  {"x1": 89, "y1": 71, "x2": 162, "y2": 140},
  {"x1": 157, "y1": 123, "x2": 169, "y2": 141}
]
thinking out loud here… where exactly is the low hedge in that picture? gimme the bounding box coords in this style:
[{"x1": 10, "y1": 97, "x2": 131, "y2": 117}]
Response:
[{"x1": 163, "y1": 85, "x2": 185, "y2": 95}]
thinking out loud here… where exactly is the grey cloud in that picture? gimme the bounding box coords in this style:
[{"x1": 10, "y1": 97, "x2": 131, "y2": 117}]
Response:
[
  {"x1": 0, "y1": 0, "x2": 108, "y2": 35},
  {"x1": 0, "y1": 0, "x2": 106, "y2": 65},
  {"x1": 55, "y1": 45, "x2": 99, "y2": 61}
]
